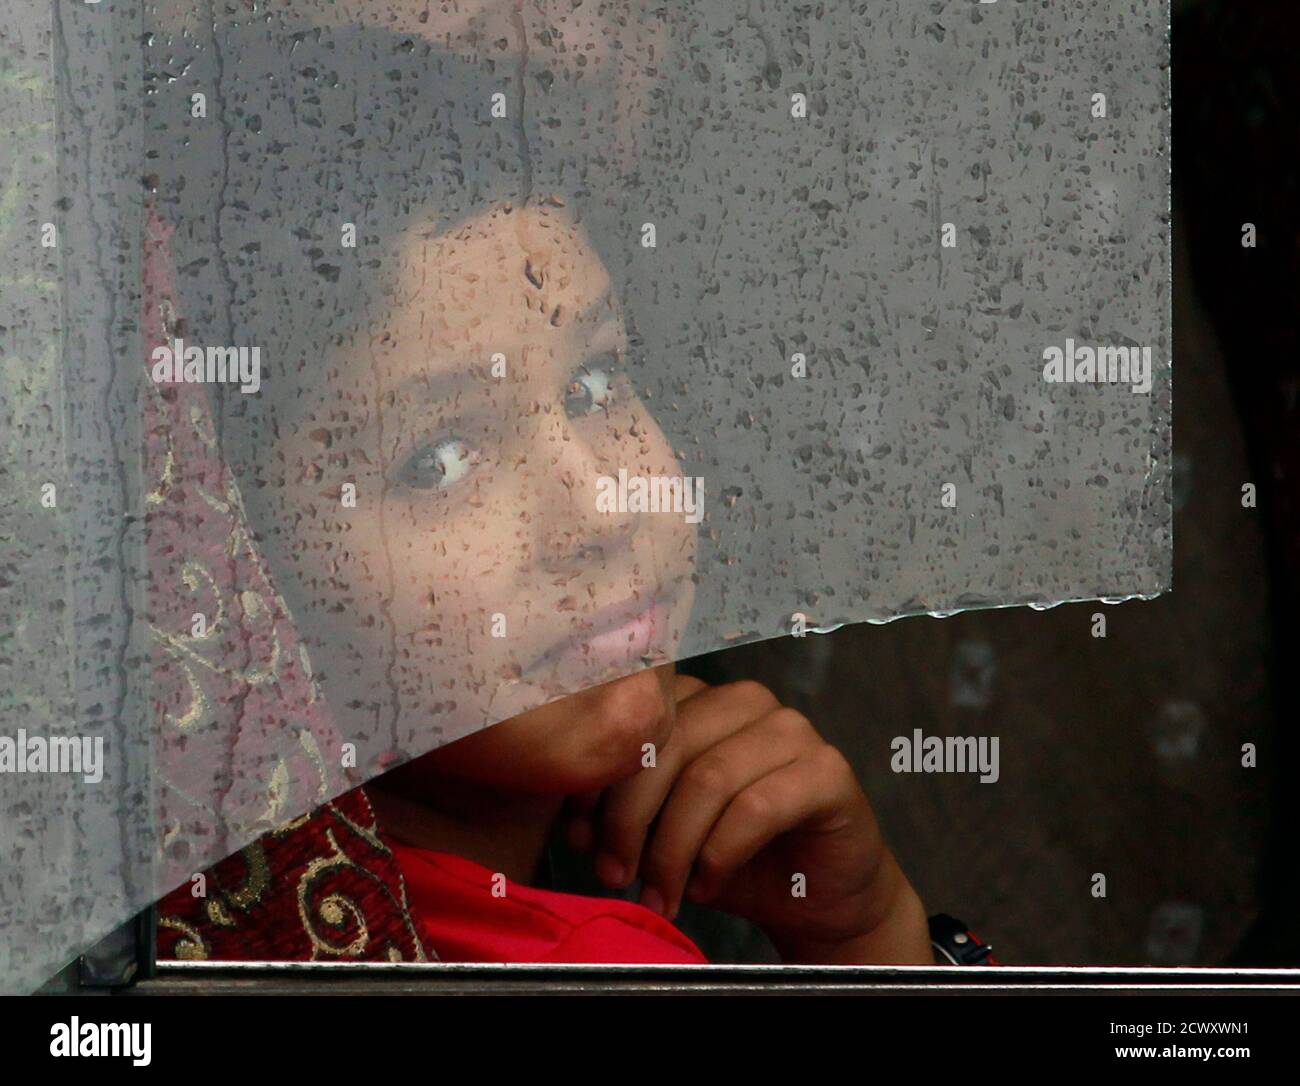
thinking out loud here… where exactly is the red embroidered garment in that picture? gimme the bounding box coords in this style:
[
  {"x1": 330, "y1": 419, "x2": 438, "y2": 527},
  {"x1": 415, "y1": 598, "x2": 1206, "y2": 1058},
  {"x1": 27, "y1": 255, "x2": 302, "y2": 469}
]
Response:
[
  {"x1": 156, "y1": 788, "x2": 429, "y2": 963},
  {"x1": 387, "y1": 838, "x2": 709, "y2": 964}
]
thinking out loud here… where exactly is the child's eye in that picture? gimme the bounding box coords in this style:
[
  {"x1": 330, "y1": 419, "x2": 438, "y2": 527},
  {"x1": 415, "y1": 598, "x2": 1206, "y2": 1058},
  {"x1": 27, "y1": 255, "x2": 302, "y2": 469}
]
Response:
[
  {"x1": 564, "y1": 356, "x2": 620, "y2": 418},
  {"x1": 397, "y1": 437, "x2": 481, "y2": 490}
]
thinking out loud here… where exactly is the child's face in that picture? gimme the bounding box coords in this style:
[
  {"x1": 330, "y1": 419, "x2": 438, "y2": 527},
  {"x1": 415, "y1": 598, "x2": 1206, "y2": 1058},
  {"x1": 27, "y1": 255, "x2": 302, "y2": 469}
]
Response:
[{"x1": 255, "y1": 201, "x2": 697, "y2": 763}]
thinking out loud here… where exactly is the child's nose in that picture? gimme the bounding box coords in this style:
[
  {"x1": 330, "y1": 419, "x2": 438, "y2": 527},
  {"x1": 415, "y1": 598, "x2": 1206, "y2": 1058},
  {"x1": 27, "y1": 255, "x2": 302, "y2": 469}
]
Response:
[{"x1": 533, "y1": 432, "x2": 639, "y2": 572}]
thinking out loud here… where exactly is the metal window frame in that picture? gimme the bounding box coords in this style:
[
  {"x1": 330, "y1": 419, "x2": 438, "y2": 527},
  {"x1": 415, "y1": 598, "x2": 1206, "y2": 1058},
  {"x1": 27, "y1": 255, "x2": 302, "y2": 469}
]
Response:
[
  {"x1": 134, "y1": 960, "x2": 1300, "y2": 996},
  {"x1": 56, "y1": 908, "x2": 1300, "y2": 994}
]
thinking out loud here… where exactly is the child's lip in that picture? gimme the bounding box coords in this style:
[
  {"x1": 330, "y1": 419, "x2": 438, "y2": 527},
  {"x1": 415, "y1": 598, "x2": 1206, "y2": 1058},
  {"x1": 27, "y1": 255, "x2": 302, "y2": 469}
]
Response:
[
  {"x1": 582, "y1": 596, "x2": 661, "y2": 657},
  {"x1": 526, "y1": 591, "x2": 678, "y2": 677}
]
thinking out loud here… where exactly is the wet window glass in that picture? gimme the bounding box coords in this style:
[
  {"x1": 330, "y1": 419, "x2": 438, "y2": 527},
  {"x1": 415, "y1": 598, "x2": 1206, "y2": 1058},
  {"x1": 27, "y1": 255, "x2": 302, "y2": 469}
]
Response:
[{"x1": 1, "y1": 0, "x2": 1194, "y2": 990}]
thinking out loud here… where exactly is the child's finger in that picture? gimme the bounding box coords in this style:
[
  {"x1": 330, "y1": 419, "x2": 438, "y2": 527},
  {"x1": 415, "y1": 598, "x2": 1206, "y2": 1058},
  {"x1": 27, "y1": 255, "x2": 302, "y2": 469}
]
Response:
[
  {"x1": 687, "y1": 743, "x2": 853, "y2": 903},
  {"x1": 593, "y1": 680, "x2": 779, "y2": 889},
  {"x1": 637, "y1": 710, "x2": 808, "y2": 920}
]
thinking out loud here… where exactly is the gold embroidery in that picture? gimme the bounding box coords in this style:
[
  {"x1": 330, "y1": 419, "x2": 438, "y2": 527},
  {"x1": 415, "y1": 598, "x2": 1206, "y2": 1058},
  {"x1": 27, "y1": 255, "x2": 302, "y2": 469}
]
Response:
[
  {"x1": 298, "y1": 643, "x2": 322, "y2": 700},
  {"x1": 162, "y1": 655, "x2": 207, "y2": 732},
  {"x1": 328, "y1": 799, "x2": 389, "y2": 855},
  {"x1": 159, "y1": 916, "x2": 209, "y2": 961},
  {"x1": 297, "y1": 829, "x2": 370, "y2": 958},
  {"x1": 160, "y1": 796, "x2": 431, "y2": 963},
  {"x1": 180, "y1": 562, "x2": 224, "y2": 640},
  {"x1": 395, "y1": 871, "x2": 430, "y2": 963},
  {"x1": 299, "y1": 730, "x2": 330, "y2": 802},
  {"x1": 143, "y1": 377, "x2": 177, "y2": 506},
  {"x1": 352, "y1": 792, "x2": 429, "y2": 962},
  {"x1": 319, "y1": 899, "x2": 343, "y2": 925},
  {"x1": 150, "y1": 597, "x2": 283, "y2": 687},
  {"x1": 222, "y1": 840, "x2": 271, "y2": 910},
  {"x1": 272, "y1": 810, "x2": 315, "y2": 836},
  {"x1": 188, "y1": 400, "x2": 217, "y2": 449},
  {"x1": 205, "y1": 898, "x2": 236, "y2": 928},
  {"x1": 159, "y1": 297, "x2": 179, "y2": 337},
  {"x1": 145, "y1": 446, "x2": 175, "y2": 506},
  {"x1": 254, "y1": 758, "x2": 290, "y2": 829}
]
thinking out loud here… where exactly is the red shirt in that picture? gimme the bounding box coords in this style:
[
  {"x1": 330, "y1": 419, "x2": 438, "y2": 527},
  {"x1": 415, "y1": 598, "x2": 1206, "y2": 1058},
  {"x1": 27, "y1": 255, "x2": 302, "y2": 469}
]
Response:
[{"x1": 388, "y1": 838, "x2": 709, "y2": 964}]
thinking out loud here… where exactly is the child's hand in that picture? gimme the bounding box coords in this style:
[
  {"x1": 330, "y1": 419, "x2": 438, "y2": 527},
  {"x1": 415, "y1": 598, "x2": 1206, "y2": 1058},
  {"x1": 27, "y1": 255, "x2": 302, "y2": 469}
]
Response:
[{"x1": 564, "y1": 677, "x2": 932, "y2": 964}]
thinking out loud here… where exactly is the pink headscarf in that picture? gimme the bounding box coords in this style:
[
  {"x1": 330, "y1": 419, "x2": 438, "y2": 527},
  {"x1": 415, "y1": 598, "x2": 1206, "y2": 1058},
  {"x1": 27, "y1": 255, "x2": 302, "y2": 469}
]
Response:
[
  {"x1": 144, "y1": 206, "x2": 430, "y2": 962},
  {"x1": 143, "y1": 207, "x2": 355, "y2": 887}
]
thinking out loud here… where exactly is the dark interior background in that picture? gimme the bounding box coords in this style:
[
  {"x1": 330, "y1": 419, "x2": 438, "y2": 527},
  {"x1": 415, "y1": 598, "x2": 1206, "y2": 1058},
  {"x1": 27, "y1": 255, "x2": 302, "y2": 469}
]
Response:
[{"x1": 556, "y1": 0, "x2": 1300, "y2": 967}]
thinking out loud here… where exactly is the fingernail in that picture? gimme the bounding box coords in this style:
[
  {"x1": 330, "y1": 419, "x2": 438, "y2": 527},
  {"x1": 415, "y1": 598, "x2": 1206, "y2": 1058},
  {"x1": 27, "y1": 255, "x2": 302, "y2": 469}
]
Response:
[
  {"x1": 639, "y1": 885, "x2": 665, "y2": 916},
  {"x1": 595, "y1": 853, "x2": 626, "y2": 888}
]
